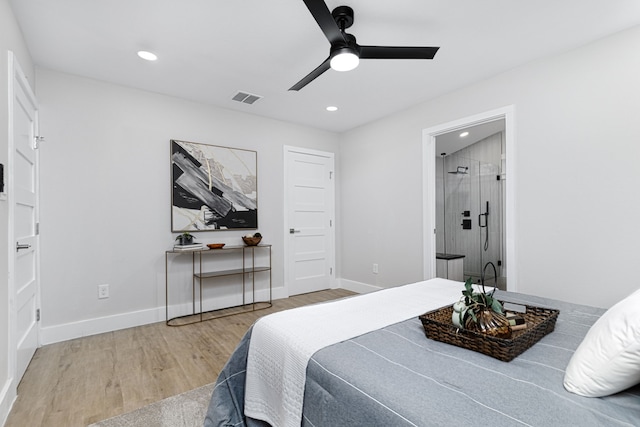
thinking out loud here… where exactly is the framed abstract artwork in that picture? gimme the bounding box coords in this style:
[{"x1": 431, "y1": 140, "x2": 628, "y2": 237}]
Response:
[{"x1": 171, "y1": 139, "x2": 257, "y2": 231}]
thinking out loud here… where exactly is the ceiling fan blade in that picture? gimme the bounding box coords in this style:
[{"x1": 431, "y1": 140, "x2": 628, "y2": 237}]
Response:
[
  {"x1": 302, "y1": 0, "x2": 346, "y2": 46},
  {"x1": 289, "y1": 57, "x2": 331, "y2": 91},
  {"x1": 359, "y1": 46, "x2": 440, "y2": 60}
]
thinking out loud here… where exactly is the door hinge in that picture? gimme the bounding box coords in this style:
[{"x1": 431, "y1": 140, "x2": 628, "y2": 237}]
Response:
[
  {"x1": 330, "y1": 219, "x2": 332, "y2": 227},
  {"x1": 330, "y1": 267, "x2": 333, "y2": 275},
  {"x1": 36, "y1": 222, "x2": 40, "y2": 235},
  {"x1": 329, "y1": 171, "x2": 333, "y2": 179},
  {"x1": 36, "y1": 308, "x2": 40, "y2": 322}
]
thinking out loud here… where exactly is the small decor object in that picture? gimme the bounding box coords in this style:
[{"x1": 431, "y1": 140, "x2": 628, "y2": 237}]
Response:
[
  {"x1": 458, "y1": 278, "x2": 510, "y2": 338},
  {"x1": 242, "y1": 232, "x2": 262, "y2": 246},
  {"x1": 466, "y1": 309, "x2": 511, "y2": 338},
  {"x1": 173, "y1": 232, "x2": 204, "y2": 251},
  {"x1": 451, "y1": 300, "x2": 468, "y2": 328},
  {"x1": 207, "y1": 243, "x2": 226, "y2": 249},
  {"x1": 175, "y1": 232, "x2": 195, "y2": 246},
  {"x1": 506, "y1": 312, "x2": 527, "y2": 331},
  {"x1": 171, "y1": 140, "x2": 257, "y2": 232}
]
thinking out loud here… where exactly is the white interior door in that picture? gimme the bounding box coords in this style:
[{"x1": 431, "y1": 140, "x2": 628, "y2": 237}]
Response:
[
  {"x1": 284, "y1": 147, "x2": 335, "y2": 296},
  {"x1": 9, "y1": 52, "x2": 40, "y2": 383}
]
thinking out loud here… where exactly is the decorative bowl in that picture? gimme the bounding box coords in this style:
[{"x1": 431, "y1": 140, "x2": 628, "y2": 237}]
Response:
[
  {"x1": 242, "y1": 236, "x2": 262, "y2": 246},
  {"x1": 207, "y1": 243, "x2": 225, "y2": 249}
]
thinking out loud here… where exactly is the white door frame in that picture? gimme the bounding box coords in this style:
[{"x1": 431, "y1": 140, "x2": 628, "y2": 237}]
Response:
[
  {"x1": 422, "y1": 105, "x2": 517, "y2": 291},
  {"x1": 7, "y1": 51, "x2": 40, "y2": 388},
  {"x1": 283, "y1": 146, "x2": 336, "y2": 296}
]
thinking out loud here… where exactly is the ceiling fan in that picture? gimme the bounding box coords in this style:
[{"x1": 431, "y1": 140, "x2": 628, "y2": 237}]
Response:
[{"x1": 290, "y1": 1, "x2": 440, "y2": 91}]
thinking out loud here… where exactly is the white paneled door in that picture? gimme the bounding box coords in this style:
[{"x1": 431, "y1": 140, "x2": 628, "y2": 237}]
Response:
[
  {"x1": 9, "y1": 52, "x2": 40, "y2": 383},
  {"x1": 284, "y1": 147, "x2": 335, "y2": 296}
]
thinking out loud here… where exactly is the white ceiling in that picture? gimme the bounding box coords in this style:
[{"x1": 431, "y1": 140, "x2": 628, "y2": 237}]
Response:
[
  {"x1": 436, "y1": 120, "x2": 505, "y2": 156},
  {"x1": 9, "y1": 0, "x2": 640, "y2": 133}
]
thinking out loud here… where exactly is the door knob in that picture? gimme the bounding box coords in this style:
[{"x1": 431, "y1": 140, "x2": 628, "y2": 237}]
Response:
[{"x1": 16, "y1": 242, "x2": 31, "y2": 252}]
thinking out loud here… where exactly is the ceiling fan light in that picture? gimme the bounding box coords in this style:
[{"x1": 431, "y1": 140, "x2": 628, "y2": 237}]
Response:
[{"x1": 330, "y1": 48, "x2": 359, "y2": 72}]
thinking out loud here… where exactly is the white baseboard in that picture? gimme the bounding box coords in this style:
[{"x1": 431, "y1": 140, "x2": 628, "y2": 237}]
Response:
[
  {"x1": 339, "y1": 279, "x2": 382, "y2": 294},
  {"x1": 271, "y1": 286, "x2": 288, "y2": 300},
  {"x1": 41, "y1": 286, "x2": 287, "y2": 345},
  {"x1": 39, "y1": 283, "x2": 358, "y2": 345},
  {"x1": 0, "y1": 377, "x2": 16, "y2": 427},
  {"x1": 40, "y1": 306, "x2": 165, "y2": 345}
]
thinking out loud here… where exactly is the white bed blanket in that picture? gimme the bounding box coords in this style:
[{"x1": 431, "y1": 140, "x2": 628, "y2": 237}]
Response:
[{"x1": 244, "y1": 278, "x2": 466, "y2": 427}]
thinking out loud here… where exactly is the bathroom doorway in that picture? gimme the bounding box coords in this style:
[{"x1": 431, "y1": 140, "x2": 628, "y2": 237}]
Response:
[
  {"x1": 422, "y1": 106, "x2": 516, "y2": 292},
  {"x1": 436, "y1": 123, "x2": 505, "y2": 288}
]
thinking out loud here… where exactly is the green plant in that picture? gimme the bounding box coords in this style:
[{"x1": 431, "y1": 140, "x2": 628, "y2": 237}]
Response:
[
  {"x1": 461, "y1": 277, "x2": 504, "y2": 324},
  {"x1": 175, "y1": 232, "x2": 195, "y2": 243}
]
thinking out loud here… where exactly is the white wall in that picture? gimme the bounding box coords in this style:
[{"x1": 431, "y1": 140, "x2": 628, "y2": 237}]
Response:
[
  {"x1": 340, "y1": 25, "x2": 640, "y2": 308},
  {"x1": 1, "y1": 0, "x2": 35, "y2": 422},
  {"x1": 36, "y1": 69, "x2": 339, "y2": 343}
]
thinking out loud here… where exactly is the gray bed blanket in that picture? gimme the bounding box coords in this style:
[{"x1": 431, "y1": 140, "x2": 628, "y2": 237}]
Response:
[{"x1": 204, "y1": 290, "x2": 640, "y2": 426}]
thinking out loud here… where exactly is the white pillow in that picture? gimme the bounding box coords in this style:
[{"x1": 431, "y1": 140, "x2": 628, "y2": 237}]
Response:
[{"x1": 563, "y1": 287, "x2": 640, "y2": 397}]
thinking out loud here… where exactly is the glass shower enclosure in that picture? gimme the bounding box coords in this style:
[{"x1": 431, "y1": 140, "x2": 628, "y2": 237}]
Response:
[{"x1": 436, "y1": 139, "x2": 504, "y2": 287}]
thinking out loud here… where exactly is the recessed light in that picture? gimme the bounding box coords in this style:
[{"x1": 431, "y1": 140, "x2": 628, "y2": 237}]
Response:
[
  {"x1": 459, "y1": 131, "x2": 469, "y2": 138},
  {"x1": 137, "y1": 51, "x2": 158, "y2": 61},
  {"x1": 326, "y1": 106, "x2": 338, "y2": 112}
]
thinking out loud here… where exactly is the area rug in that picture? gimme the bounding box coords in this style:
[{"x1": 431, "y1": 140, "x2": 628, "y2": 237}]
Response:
[{"x1": 88, "y1": 383, "x2": 214, "y2": 427}]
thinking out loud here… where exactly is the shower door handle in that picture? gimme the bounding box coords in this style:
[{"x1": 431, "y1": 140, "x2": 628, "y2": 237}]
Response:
[
  {"x1": 478, "y1": 214, "x2": 487, "y2": 228},
  {"x1": 478, "y1": 201, "x2": 489, "y2": 228}
]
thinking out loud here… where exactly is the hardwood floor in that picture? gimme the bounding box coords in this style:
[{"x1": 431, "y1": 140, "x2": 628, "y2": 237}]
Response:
[{"x1": 5, "y1": 288, "x2": 354, "y2": 427}]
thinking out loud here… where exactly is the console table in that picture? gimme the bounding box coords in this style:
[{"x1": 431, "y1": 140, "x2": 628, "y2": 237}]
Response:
[{"x1": 165, "y1": 244, "x2": 272, "y2": 326}]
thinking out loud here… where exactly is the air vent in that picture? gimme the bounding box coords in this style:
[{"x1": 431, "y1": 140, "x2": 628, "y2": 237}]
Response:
[{"x1": 232, "y1": 91, "x2": 262, "y2": 105}]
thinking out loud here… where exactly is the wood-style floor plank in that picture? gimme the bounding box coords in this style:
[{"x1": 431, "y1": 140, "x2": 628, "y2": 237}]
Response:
[{"x1": 5, "y1": 289, "x2": 354, "y2": 427}]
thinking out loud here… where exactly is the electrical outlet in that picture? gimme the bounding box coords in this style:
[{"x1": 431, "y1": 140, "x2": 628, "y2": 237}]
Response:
[
  {"x1": 373, "y1": 263, "x2": 379, "y2": 274},
  {"x1": 98, "y1": 284, "x2": 109, "y2": 299}
]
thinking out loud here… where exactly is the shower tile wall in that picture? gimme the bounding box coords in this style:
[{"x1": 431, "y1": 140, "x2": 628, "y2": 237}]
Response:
[{"x1": 436, "y1": 132, "x2": 504, "y2": 282}]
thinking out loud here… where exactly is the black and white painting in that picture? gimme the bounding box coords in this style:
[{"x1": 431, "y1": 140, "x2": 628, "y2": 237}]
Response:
[{"x1": 171, "y1": 140, "x2": 257, "y2": 231}]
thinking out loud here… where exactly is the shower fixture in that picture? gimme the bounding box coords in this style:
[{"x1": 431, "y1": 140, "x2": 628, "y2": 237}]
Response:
[
  {"x1": 479, "y1": 201, "x2": 489, "y2": 251},
  {"x1": 448, "y1": 166, "x2": 468, "y2": 174}
]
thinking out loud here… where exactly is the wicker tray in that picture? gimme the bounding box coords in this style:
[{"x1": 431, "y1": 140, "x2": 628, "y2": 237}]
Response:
[{"x1": 419, "y1": 302, "x2": 559, "y2": 362}]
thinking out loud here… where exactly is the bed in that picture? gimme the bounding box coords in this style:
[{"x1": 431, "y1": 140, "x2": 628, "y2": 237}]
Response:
[{"x1": 204, "y1": 278, "x2": 640, "y2": 426}]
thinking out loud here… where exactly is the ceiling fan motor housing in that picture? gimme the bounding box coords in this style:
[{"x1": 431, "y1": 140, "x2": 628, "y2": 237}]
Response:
[
  {"x1": 331, "y1": 33, "x2": 359, "y2": 55},
  {"x1": 332, "y1": 6, "x2": 354, "y2": 30}
]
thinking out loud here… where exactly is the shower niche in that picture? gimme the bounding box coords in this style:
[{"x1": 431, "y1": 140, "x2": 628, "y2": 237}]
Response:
[{"x1": 436, "y1": 132, "x2": 505, "y2": 288}]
